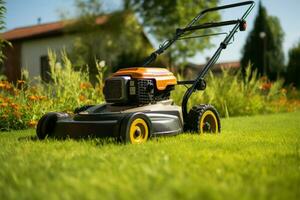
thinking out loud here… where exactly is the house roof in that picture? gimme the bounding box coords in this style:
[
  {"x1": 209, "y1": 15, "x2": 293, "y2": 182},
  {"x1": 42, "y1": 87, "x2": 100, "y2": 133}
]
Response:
[
  {"x1": 1, "y1": 16, "x2": 108, "y2": 41},
  {"x1": 214, "y1": 61, "x2": 240, "y2": 69}
]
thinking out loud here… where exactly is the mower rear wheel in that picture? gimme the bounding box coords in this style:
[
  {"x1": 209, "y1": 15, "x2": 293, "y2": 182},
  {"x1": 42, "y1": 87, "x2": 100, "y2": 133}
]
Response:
[
  {"x1": 188, "y1": 104, "x2": 221, "y2": 134},
  {"x1": 120, "y1": 113, "x2": 151, "y2": 144}
]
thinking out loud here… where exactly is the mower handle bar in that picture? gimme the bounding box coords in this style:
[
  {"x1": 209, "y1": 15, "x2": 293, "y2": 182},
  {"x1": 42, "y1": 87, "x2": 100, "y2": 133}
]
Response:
[
  {"x1": 141, "y1": 1, "x2": 255, "y2": 126},
  {"x1": 181, "y1": 1, "x2": 255, "y2": 125},
  {"x1": 177, "y1": 20, "x2": 241, "y2": 33},
  {"x1": 142, "y1": 1, "x2": 255, "y2": 66},
  {"x1": 187, "y1": 1, "x2": 255, "y2": 27}
]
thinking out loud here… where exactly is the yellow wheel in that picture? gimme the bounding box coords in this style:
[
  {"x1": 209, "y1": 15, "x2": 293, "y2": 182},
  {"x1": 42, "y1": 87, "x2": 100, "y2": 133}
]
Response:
[
  {"x1": 187, "y1": 104, "x2": 221, "y2": 133},
  {"x1": 129, "y1": 118, "x2": 149, "y2": 144},
  {"x1": 120, "y1": 113, "x2": 151, "y2": 144},
  {"x1": 199, "y1": 110, "x2": 219, "y2": 133}
]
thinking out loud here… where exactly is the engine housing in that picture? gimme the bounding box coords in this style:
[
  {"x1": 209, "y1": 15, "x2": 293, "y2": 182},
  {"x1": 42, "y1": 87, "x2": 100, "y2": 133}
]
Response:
[{"x1": 103, "y1": 67, "x2": 177, "y2": 105}]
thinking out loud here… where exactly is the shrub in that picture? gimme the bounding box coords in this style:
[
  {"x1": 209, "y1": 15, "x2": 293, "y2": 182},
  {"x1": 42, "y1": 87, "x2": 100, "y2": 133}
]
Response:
[
  {"x1": 171, "y1": 66, "x2": 291, "y2": 117},
  {"x1": 0, "y1": 50, "x2": 106, "y2": 131},
  {"x1": 285, "y1": 40, "x2": 300, "y2": 88},
  {"x1": 0, "y1": 52, "x2": 299, "y2": 131}
]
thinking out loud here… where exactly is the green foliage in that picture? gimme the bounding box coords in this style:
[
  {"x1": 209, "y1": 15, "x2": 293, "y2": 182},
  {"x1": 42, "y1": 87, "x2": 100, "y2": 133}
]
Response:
[
  {"x1": 46, "y1": 50, "x2": 105, "y2": 111},
  {"x1": 0, "y1": 52, "x2": 298, "y2": 131},
  {"x1": 65, "y1": 0, "x2": 152, "y2": 80},
  {"x1": 0, "y1": 111, "x2": 300, "y2": 200},
  {"x1": 172, "y1": 65, "x2": 288, "y2": 117},
  {"x1": 74, "y1": 0, "x2": 103, "y2": 17},
  {"x1": 125, "y1": 0, "x2": 220, "y2": 65},
  {"x1": 286, "y1": 40, "x2": 300, "y2": 88},
  {"x1": 241, "y1": 1, "x2": 285, "y2": 80},
  {"x1": 0, "y1": 0, "x2": 10, "y2": 68},
  {"x1": 0, "y1": 51, "x2": 105, "y2": 131},
  {"x1": 0, "y1": 0, "x2": 6, "y2": 62}
]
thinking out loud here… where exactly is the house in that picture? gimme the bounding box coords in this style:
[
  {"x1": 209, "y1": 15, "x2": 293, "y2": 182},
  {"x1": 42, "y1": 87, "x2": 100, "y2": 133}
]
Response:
[
  {"x1": 1, "y1": 13, "x2": 239, "y2": 82},
  {"x1": 2, "y1": 20, "x2": 77, "y2": 82},
  {"x1": 1, "y1": 13, "x2": 153, "y2": 82}
]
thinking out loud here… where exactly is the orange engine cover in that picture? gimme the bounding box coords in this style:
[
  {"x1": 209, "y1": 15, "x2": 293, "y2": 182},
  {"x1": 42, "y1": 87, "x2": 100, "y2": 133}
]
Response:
[{"x1": 112, "y1": 67, "x2": 177, "y2": 90}]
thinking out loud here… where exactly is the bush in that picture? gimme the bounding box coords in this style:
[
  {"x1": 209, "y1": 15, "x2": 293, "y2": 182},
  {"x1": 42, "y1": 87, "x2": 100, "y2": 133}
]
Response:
[
  {"x1": 171, "y1": 66, "x2": 296, "y2": 117},
  {"x1": 286, "y1": 40, "x2": 300, "y2": 88},
  {"x1": 0, "y1": 50, "x2": 106, "y2": 131},
  {"x1": 0, "y1": 52, "x2": 299, "y2": 131}
]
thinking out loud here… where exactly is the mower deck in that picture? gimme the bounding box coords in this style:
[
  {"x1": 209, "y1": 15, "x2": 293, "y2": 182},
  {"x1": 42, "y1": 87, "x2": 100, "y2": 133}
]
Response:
[{"x1": 51, "y1": 100, "x2": 183, "y2": 139}]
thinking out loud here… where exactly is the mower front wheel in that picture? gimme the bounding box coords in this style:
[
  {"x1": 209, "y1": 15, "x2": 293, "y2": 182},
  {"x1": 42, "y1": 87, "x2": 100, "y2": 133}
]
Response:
[
  {"x1": 188, "y1": 104, "x2": 221, "y2": 134},
  {"x1": 120, "y1": 113, "x2": 151, "y2": 144},
  {"x1": 36, "y1": 112, "x2": 68, "y2": 140}
]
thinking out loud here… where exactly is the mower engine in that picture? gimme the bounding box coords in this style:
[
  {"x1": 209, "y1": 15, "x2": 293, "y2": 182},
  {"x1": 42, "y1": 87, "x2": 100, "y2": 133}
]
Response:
[{"x1": 103, "y1": 67, "x2": 177, "y2": 105}]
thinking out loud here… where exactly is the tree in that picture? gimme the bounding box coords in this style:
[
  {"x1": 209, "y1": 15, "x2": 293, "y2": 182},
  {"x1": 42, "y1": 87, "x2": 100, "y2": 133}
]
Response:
[
  {"x1": 124, "y1": 0, "x2": 220, "y2": 66},
  {"x1": 0, "y1": 0, "x2": 10, "y2": 74},
  {"x1": 65, "y1": 0, "x2": 153, "y2": 81},
  {"x1": 0, "y1": 0, "x2": 5, "y2": 63},
  {"x1": 286, "y1": 40, "x2": 300, "y2": 88},
  {"x1": 241, "y1": 1, "x2": 284, "y2": 80}
]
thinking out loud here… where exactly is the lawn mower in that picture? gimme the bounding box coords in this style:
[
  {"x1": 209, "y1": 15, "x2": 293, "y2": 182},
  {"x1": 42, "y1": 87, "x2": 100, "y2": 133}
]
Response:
[{"x1": 36, "y1": 1, "x2": 255, "y2": 143}]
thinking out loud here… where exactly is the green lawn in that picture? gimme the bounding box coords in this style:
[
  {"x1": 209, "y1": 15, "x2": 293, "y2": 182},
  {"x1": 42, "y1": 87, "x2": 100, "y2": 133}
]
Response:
[{"x1": 0, "y1": 112, "x2": 299, "y2": 200}]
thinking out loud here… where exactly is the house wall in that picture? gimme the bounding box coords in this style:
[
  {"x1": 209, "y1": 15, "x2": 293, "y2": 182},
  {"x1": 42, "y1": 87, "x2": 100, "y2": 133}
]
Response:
[
  {"x1": 21, "y1": 35, "x2": 76, "y2": 78},
  {"x1": 3, "y1": 41, "x2": 21, "y2": 82}
]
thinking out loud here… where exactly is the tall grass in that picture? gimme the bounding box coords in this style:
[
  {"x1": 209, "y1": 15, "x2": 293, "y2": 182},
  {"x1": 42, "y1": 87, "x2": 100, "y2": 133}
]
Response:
[
  {"x1": 0, "y1": 51, "x2": 299, "y2": 131},
  {"x1": 0, "y1": 50, "x2": 106, "y2": 131},
  {"x1": 45, "y1": 50, "x2": 106, "y2": 111},
  {"x1": 171, "y1": 66, "x2": 289, "y2": 117}
]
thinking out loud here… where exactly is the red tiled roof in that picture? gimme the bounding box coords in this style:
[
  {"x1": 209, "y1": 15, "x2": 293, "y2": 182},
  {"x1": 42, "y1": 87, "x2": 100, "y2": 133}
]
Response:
[
  {"x1": 2, "y1": 21, "x2": 65, "y2": 41},
  {"x1": 215, "y1": 61, "x2": 240, "y2": 69},
  {"x1": 1, "y1": 16, "x2": 108, "y2": 41}
]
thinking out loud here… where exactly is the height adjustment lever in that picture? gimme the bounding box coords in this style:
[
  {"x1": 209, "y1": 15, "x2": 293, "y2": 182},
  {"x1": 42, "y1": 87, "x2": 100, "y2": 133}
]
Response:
[{"x1": 195, "y1": 79, "x2": 206, "y2": 90}]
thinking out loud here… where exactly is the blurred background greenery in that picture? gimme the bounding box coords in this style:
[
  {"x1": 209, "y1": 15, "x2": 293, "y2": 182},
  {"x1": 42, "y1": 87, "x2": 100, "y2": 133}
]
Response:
[{"x1": 0, "y1": 0, "x2": 300, "y2": 130}]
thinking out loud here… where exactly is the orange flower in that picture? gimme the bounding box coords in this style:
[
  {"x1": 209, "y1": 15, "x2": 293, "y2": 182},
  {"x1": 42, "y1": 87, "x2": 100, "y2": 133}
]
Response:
[
  {"x1": 80, "y1": 82, "x2": 92, "y2": 90},
  {"x1": 0, "y1": 102, "x2": 8, "y2": 108},
  {"x1": 28, "y1": 120, "x2": 38, "y2": 128},
  {"x1": 0, "y1": 81, "x2": 12, "y2": 90},
  {"x1": 260, "y1": 82, "x2": 272, "y2": 91},
  {"x1": 5, "y1": 85, "x2": 12, "y2": 90},
  {"x1": 0, "y1": 82, "x2": 5, "y2": 88},
  {"x1": 2, "y1": 97, "x2": 11, "y2": 103},
  {"x1": 17, "y1": 80, "x2": 26, "y2": 85},
  {"x1": 28, "y1": 95, "x2": 47, "y2": 101},
  {"x1": 28, "y1": 95, "x2": 38, "y2": 101},
  {"x1": 10, "y1": 103, "x2": 19, "y2": 110},
  {"x1": 79, "y1": 94, "x2": 86, "y2": 102}
]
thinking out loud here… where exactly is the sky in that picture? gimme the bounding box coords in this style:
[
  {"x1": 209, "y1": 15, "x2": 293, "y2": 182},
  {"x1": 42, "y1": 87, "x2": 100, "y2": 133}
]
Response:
[{"x1": 4, "y1": 0, "x2": 300, "y2": 64}]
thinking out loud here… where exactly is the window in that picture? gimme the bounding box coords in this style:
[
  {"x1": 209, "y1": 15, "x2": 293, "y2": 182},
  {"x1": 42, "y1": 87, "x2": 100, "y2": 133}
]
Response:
[{"x1": 40, "y1": 55, "x2": 51, "y2": 82}]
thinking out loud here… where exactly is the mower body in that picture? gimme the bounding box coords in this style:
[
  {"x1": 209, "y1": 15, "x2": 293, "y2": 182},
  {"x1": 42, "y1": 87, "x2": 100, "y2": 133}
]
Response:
[
  {"x1": 36, "y1": 1, "x2": 255, "y2": 143},
  {"x1": 38, "y1": 67, "x2": 184, "y2": 141},
  {"x1": 51, "y1": 100, "x2": 183, "y2": 139}
]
